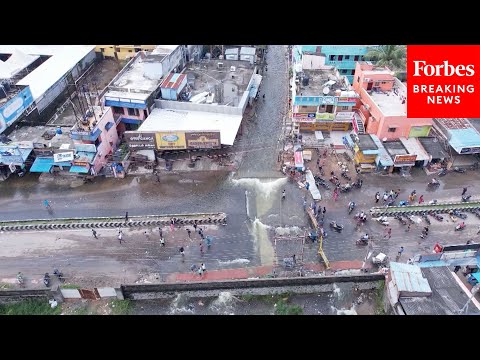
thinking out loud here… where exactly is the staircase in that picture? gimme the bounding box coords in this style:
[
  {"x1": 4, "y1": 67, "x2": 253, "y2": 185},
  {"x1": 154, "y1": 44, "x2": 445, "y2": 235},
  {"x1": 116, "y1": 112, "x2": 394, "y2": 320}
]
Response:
[{"x1": 356, "y1": 116, "x2": 365, "y2": 134}]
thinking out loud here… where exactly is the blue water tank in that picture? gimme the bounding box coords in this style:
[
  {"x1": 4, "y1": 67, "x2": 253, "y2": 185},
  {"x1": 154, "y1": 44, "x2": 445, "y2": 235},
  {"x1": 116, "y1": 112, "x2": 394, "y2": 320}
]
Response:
[{"x1": 56, "y1": 127, "x2": 63, "y2": 134}]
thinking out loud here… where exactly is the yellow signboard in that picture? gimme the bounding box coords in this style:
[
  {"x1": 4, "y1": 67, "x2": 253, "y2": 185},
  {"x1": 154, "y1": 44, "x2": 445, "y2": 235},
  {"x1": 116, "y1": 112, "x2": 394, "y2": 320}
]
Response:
[{"x1": 156, "y1": 132, "x2": 186, "y2": 150}]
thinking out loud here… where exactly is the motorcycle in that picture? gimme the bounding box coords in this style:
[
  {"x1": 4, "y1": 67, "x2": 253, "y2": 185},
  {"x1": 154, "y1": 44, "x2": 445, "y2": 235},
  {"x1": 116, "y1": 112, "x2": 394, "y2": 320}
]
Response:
[
  {"x1": 341, "y1": 171, "x2": 352, "y2": 181},
  {"x1": 462, "y1": 194, "x2": 472, "y2": 202},
  {"x1": 438, "y1": 168, "x2": 448, "y2": 177},
  {"x1": 329, "y1": 221, "x2": 344, "y2": 232},
  {"x1": 421, "y1": 212, "x2": 431, "y2": 225},
  {"x1": 352, "y1": 179, "x2": 363, "y2": 189},
  {"x1": 427, "y1": 181, "x2": 440, "y2": 188},
  {"x1": 348, "y1": 202, "x2": 356, "y2": 214},
  {"x1": 339, "y1": 183, "x2": 352, "y2": 193},
  {"x1": 373, "y1": 216, "x2": 389, "y2": 226},
  {"x1": 43, "y1": 273, "x2": 50, "y2": 287},
  {"x1": 454, "y1": 167, "x2": 466, "y2": 173},
  {"x1": 53, "y1": 268, "x2": 64, "y2": 282},
  {"x1": 451, "y1": 210, "x2": 467, "y2": 220},
  {"x1": 394, "y1": 214, "x2": 407, "y2": 225},
  {"x1": 429, "y1": 211, "x2": 444, "y2": 222},
  {"x1": 329, "y1": 176, "x2": 340, "y2": 186},
  {"x1": 356, "y1": 236, "x2": 369, "y2": 246},
  {"x1": 16, "y1": 272, "x2": 25, "y2": 286},
  {"x1": 455, "y1": 223, "x2": 466, "y2": 231},
  {"x1": 371, "y1": 252, "x2": 388, "y2": 266},
  {"x1": 406, "y1": 215, "x2": 416, "y2": 224},
  {"x1": 354, "y1": 212, "x2": 367, "y2": 223}
]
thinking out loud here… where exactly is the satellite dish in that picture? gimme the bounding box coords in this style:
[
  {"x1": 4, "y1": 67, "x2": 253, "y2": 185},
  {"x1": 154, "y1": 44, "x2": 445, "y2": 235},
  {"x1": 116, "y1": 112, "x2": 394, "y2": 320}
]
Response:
[
  {"x1": 382, "y1": 137, "x2": 387, "y2": 142},
  {"x1": 323, "y1": 87, "x2": 330, "y2": 95}
]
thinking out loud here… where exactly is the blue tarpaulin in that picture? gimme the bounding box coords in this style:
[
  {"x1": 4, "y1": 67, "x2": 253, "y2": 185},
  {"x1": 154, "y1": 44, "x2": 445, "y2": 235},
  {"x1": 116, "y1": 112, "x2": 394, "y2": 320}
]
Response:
[
  {"x1": 30, "y1": 158, "x2": 71, "y2": 173},
  {"x1": 69, "y1": 165, "x2": 89, "y2": 174}
]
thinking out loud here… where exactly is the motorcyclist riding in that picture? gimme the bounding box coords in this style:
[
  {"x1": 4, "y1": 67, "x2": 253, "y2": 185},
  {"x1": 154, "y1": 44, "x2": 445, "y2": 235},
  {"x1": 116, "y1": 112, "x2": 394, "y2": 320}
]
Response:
[{"x1": 348, "y1": 201, "x2": 356, "y2": 212}]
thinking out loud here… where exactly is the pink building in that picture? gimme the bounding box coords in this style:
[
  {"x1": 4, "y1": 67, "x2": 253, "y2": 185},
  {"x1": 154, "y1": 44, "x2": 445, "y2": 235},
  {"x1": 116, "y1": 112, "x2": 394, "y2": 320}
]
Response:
[
  {"x1": 352, "y1": 62, "x2": 433, "y2": 140},
  {"x1": 70, "y1": 106, "x2": 119, "y2": 175}
]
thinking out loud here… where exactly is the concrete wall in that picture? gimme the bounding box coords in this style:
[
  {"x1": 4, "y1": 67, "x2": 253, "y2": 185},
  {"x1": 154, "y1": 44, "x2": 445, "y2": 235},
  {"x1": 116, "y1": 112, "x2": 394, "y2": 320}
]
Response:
[
  {"x1": 0, "y1": 289, "x2": 52, "y2": 304},
  {"x1": 155, "y1": 99, "x2": 244, "y2": 116},
  {"x1": 92, "y1": 107, "x2": 119, "y2": 174},
  {"x1": 121, "y1": 274, "x2": 385, "y2": 299},
  {"x1": 302, "y1": 54, "x2": 325, "y2": 70}
]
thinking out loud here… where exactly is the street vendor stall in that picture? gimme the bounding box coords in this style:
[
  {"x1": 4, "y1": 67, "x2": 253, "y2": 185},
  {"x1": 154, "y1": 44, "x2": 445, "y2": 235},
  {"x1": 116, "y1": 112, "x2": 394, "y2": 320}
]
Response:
[{"x1": 294, "y1": 150, "x2": 304, "y2": 171}]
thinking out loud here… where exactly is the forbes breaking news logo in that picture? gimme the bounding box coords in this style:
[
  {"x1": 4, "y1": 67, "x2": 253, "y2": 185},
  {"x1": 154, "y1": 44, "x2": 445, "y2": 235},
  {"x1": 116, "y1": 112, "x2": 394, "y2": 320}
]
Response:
[{"x1": 407, "y1": 45, "x2": 480, "y2": 118}]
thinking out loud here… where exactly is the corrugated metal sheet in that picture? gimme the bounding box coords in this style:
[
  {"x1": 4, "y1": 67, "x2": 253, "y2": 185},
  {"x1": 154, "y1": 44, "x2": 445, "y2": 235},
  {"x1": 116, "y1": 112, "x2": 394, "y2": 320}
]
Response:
[{"x1": 390, "y1": 262, "x2": 432, "y2": 294}]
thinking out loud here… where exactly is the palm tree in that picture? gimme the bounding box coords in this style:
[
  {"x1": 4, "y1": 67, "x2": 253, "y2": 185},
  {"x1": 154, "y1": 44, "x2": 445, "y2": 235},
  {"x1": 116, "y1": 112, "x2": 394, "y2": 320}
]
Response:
[{"x1": 365, "y1": 45, "x2": 406, "y2": 71}]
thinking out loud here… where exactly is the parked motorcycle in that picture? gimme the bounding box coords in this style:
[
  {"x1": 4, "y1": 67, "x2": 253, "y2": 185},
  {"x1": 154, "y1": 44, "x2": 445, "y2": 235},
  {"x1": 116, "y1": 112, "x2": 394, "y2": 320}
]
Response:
[
  {"x1": 352, "y1": 179, "x2": 363, "y2": 189},
  {"x1": 329, "y1": 221, "x2": 344, "y2": 232},
  {"x1": 394, "y1": 214, "x2": 407, "y2": 225},
  {"x1": 43, "y1": 273, "x2": 50, "y2": 287},
  {"x1": 421, "y1": 212, "x2": 431, "y2": 225},
  {"x1": 373, "y1": 216, "x2": 389, "y2": 226},
  {"x1": 438, "y1": 168, "x2": 448, "y2": 177},
  {"x1": 453, "y1": 167, "x2": 466, "y2": 173},
  {"x1": 429, "y1": 211, "x2": 444, "y2": 222},
  {"x1": 53, "y1": 268, "x2": 64, "y2": 282},
  {"x1": 354, "y1": 212, "x2": 368, "y2": 223},
  {"x1": 451, "y1": 210, "x2": 468, "y2": 220},
  {"x1": 341, "y1": 171, "x2": 352, "y2": 181},
  {"x1": 462, "y1": 194, "x2": 472, "y2": 202},
  {"x1": 339, "y1": 183, "x2": 352, "y2": 193}
]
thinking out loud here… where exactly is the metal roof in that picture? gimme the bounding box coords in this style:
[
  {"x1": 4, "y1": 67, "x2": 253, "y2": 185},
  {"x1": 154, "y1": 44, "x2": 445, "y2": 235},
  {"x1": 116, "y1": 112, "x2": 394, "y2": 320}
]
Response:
[
  {"x1": 418, "y1": 137, "x2": 448, "y2": 159},
  {"x1": 160, "y1": 73, "x2": 187, "y2": 90},
  {"x1": 390, "y1": 262, "x2": 432, "y2": 294},
  {"x1": 400, "y1": 267, "x2": 480, "y2": 315}
]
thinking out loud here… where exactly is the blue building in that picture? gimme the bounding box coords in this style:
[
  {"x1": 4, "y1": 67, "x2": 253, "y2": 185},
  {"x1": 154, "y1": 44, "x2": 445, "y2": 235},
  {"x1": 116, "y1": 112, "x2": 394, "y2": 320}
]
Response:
[{"x1": 302, "y1": 45, "x2": 370, "y2": 83}]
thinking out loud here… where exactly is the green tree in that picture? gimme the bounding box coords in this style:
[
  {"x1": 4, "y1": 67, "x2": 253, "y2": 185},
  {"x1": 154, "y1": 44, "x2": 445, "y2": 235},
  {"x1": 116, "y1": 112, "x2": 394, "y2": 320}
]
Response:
[{"x1": 365, "y1": 45, "x2": 406, "y2": 71}]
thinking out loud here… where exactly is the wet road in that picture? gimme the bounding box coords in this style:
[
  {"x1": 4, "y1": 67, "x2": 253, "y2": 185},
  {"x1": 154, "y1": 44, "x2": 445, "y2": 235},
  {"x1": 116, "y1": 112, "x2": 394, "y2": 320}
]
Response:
[{"x1": 1, "y1": 45, "x2": 479, "y2": 287}]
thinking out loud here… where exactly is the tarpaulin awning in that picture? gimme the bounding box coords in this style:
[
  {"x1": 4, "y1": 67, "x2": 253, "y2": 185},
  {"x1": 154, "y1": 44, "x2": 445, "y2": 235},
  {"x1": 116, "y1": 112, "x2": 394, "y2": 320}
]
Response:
[
  {"x1": 69, "y1": 165, "x2": 90, "y2": 174},
  {"x1": 30, "y1": 157, "x2": 71, "y2": 172}
]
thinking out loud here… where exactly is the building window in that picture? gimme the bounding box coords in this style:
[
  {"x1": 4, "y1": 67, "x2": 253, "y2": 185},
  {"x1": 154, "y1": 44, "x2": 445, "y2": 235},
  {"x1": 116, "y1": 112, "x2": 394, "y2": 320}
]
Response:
[
  {"x1": 374, "y1": 82, "x2": 380, "y2": 87},
  {"x1": 357, "y1": 76, "x2": 360, "y2": 83},
  {"x1": 341, "y1": 69, "x2": 347, "y2": 74},
  {"x1": 105, "y1": 122, "x2": 114, "y2": 131},
  {"x1": 128, "y1": 50, "x2": 133, "y2": 53},
  {"x1": 338, "y1": 55, "x2": 343, "y2": 61},
  {"x1": 354, "y1": 56, "x2": 359, "y2": 61},
  {"x1": 100, "y1": 48, "x2": 105, "y2": 53},
  {"x1": 351, "y1": 70, "x2": 356, "y2": 75},
  {"x1": 345, "y1": 55, "x2": 350, "y2": 60},
  {"x1": 128, "y1": 108, "x2": 139, "y2": 116},
  {"x1": 341, "y1": 106, "x2": 349, "y2": 110},
  {"x1": 112, "y1": 106, "x2": 124, "y2": 115},
  {"x1": 329, "y1": 55, "x2": 335, "y2": 61},
  {"x1": 388, "y1": 127, "x2": 397, "y2": 133},
  {"x1": 381, "y1": 81, "x2": 388, "y2": 84}
]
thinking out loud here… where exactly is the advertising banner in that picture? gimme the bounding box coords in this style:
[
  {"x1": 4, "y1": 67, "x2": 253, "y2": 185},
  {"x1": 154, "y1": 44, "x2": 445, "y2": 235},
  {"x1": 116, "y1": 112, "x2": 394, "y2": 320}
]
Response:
[
  {"x1": 185, "y1": 132, "x2": 221, "y2": 149},
  {"x1": 53, "y1": 152, "x2": 74, "y2": 163},
  {"x1": 156, "y1": 132, "x2": 186, "y2": 150},
  {"x1": 125, "y1": 131, "x2": 156, "y2": 150},
  {"x1": 394, "y1": 154, "x2": 417, "y2": 164}
]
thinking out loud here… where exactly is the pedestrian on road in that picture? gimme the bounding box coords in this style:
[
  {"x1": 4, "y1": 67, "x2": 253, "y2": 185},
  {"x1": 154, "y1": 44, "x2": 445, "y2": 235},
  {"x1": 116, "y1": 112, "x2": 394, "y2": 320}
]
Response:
[
  {"x1": 144, "y1": 230, "x2": 149, "y2": 238},
  {"x1": 179, "y1": 247, "x2": 185, "y2": 256},
  {"x1": 406, "y1": 223, "x2": 411, "y2": 232},
  {"x1": 186, "y1": 228, "x2": 191, "y2": 238},
  {"x1": 125, "y1": 212, "x2": 129, "y2": 222},
  {"x1": 375, "y1": 192, "x2": 380, "y2": 203},
  {"x1": 384, "y1": 227, "x2": 392, "y2": 239},
  {"x1": 200, "y1": 242, "x2": 204, "y2": 254},
  {"x1": 205, "y1": 236, "x2": 212, "y2": 248},
  {"x1": 389, "y1": 190, "x2": 395, "y2": 198},
  {"x1": 462, "y1": 187, "x2": 468, "y2": 196},
  {"x1": 159, "y1": 227, "x2": 163, "y2": 238},
  {"x1": 398, "y1": 246, "x2": 404, "y2": 257},
  {"x1": 383, "y1": 192, "x2": 389, "y2": 202},
  {"x1": 201, "y1": 263, "x2": 206, "y2": 273},
  {"x1": 305, "y1": 181, "x2": 310, "y2": 190},
  {"x1": 160, "y1": 237, "x2": 165, "y2": 246},
  {"x1": 198, "y1": 266, "x2": 204, "y2": 276},
  {"x1": 190, "y1": 264, "x2": 198, "y2": 272},
  {"x1": 303, "y1": 199, "x2": 307, "y2": 211},
  {"x1": 282, "y1": 190, "x2": 286, "y2": 200},
  {"x1": 418, "y1": 195, "x2": 424, "y2": 204},
  {"x1": 118, "y1": 231, "x2": 123, "y2": 244},
  {"x1": 91, "y1": 229, "x2": 98, "y2": 239},
  {"x1": 322, "y1": 207, "x2": 326, "y2": 217},
  {"x1": 170, "y1": 218, "x2": 174, "y2": 232},
  {"x1": 198, "y1": 227, "x2": 203, "y2": 236},
  {"x1": 193, "y1": 220, "x2": 198, "y2": 231}
]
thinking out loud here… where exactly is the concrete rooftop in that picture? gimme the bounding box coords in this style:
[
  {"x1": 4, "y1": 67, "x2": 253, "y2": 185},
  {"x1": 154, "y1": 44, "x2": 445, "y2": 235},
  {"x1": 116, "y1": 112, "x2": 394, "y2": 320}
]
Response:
[
  {"x1": 8, "y1": 125, "x2": 74, "y2": 148},
  {"x1": 71, "y1": 106, "x2": 109, "y2": 133},
  {"x1": 109, "y1": 53, "x2": 160, "y2": 93},
  {"x1": 184, "y1": 59, "x2": 254, "y2": 107},
  {"x1": 370, "y1": 90, "x2": 406, "y2": 117},
  {"x1": 297, "y1": 68, "x2": 349, "y2": 97}
]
